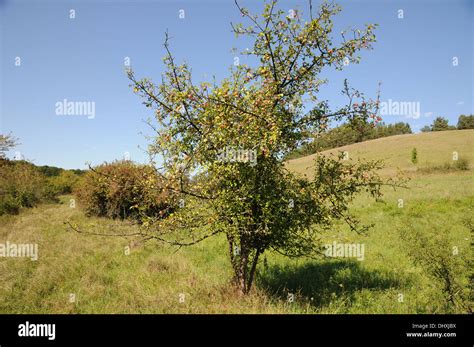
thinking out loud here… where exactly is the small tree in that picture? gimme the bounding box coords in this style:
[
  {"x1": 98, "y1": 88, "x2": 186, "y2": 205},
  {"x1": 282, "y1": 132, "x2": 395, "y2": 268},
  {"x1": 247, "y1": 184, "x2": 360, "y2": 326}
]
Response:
[
  {"x1": 431, "y1": 117, "x2": 450, "y2": 132},
  {"x1": 128, "y1": 0, "x2": 400, "y2": 294},
  {"x1": 0, "y1": 134, "x2": 17, "y2": 159},
  {"x1": 411, "y1": 148, "x2": 418, "y2": 165},
  {"x1": 457, "y1": 114, "x2": 474, "y2": 130},
  {"x1": 420, "y1": 125, "x2": 431, "y2": 133}
]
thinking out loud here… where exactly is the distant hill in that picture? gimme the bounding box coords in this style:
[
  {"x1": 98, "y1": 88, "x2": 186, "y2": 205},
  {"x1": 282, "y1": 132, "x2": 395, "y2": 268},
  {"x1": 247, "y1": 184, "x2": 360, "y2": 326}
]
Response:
[{"x1": 286, "y1": 129, "x2": 474, "y2": 177}]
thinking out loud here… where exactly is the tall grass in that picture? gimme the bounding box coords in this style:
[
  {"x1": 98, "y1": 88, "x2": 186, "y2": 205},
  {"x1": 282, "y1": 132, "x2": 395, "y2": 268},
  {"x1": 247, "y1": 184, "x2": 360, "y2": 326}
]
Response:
[{"x1": 0, "y1": 170, "x2": 471, "y2": 313}]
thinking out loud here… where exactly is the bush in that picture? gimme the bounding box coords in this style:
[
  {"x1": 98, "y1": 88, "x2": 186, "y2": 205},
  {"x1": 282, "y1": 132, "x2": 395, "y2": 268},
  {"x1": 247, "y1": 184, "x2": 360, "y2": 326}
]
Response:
[
  {"x1": 0, "y1": 159, "x2": 50, "y2": 215},
  {"x1": 417, "y1": 159, "x2": 470, "y2": 174},
  {"x1": 400, "y1": 224, "x2": 472, "y2": 313},
  {"x1": 411, "y1": 148, "x2": 418, "y2": 164},
  {"x1": 0, "y1": 135, "x2": 66, "y2": 215},
  {"x1": 74, "y1": 161, "x2": 173, "y2": 221},
  {"x1": 454, "y1": 158, "x2": 470, "y2": 171},
  {"x1": 0, "y1": 195, "x2": 20, "y2": 215},
  {"x1": 46, "y1": 170, "x2": 80, "y2": 195}
]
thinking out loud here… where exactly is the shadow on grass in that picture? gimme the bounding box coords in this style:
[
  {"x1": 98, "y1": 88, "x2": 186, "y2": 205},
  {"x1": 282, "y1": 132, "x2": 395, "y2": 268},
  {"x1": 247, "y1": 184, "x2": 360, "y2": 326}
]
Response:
[{"x1": 257, "y1": 260, "x2": 403, "y2": 308}]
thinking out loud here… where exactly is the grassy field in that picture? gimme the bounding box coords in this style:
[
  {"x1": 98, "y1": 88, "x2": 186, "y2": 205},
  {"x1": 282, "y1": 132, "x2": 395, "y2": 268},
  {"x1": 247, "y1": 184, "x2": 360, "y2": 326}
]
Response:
[
  {"x1": 0, "y1": 131, "x2": 472, "y2": 313},
  {"x1": 287, "y1": 129, "x2": 474, "y2": 177}
]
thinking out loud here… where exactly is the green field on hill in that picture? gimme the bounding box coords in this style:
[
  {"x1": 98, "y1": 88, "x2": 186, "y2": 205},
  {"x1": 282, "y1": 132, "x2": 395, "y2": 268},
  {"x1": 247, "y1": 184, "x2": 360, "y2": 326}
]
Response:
[{"x1": 0, "y1": 130, "x2": 472, "y2": 313}]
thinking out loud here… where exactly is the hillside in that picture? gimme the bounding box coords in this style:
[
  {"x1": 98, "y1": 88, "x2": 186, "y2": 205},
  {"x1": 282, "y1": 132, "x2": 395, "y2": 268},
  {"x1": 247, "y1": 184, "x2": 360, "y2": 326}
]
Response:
[{"x1": 287, "y1": 129, "x2": 474, "y2": 177}]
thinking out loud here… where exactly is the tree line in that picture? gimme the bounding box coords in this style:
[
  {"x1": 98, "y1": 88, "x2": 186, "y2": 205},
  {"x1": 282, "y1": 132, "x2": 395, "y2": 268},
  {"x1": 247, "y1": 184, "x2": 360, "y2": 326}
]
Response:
[{"x1": 421, "y1": 115, "x2": 474, "y2": 132}]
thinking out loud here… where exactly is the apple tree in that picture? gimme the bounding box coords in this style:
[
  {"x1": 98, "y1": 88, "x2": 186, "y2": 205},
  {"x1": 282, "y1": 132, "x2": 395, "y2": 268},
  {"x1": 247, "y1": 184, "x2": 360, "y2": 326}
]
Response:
[{"x1": 128, "y1": 0, "x2": 398, "y2": 294}]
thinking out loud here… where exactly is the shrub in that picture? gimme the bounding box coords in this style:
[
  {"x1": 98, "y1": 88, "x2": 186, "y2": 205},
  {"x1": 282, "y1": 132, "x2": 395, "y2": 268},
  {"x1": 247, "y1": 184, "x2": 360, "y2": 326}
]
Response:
[
  {"x1": 411, "y1": 148, "x2": 417, "y2": 165},
  {"x1": 0, "y1": 135, "x2": 64, "y2": 215},
  {"x1": 0, "y1": 195, "x2": 20, "y2": 215},
  {"x1": 400, "y1": 224, "x2": 472, "y2": 313},
  {"x1": 417, "y1": 159, "x2": 470, "y2": 174},
  {"x1": 420, "y1": 125, "x2": 431, "y2": 132},
  {"x1": 46, "y1": 170, "x2": 80, "y2": 195},
  {"x1": 74, "y1": 161, "x2": 173, "y2": 221},
  {"x1": 0, "y1": 160, "x2": 49, "y2": 215},
  {"x1": 454, "y1": 158, "x2": 469, "y2": 171}
]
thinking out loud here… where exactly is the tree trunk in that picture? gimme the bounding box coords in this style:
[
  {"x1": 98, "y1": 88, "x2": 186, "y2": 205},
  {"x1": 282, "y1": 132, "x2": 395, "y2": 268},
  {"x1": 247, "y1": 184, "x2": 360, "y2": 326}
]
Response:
[
  {"x1": 229, "y1": 243, "x2": 262, "y2": 295},
  {"x1": 246, "y1": 249, "x2": 261, "y2": 293},
  {"x1": 237, "y1": 250, "x2": 249, "y2": 295}
]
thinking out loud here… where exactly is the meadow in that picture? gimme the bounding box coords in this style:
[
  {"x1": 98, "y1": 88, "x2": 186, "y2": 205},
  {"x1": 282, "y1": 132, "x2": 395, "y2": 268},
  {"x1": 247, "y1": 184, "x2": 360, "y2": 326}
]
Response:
[{"x1": 0, "y1": 130, "x2": 472, "y2": 313}]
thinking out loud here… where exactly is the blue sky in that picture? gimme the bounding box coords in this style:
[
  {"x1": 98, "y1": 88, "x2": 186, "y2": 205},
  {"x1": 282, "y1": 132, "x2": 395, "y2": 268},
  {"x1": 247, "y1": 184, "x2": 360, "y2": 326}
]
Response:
[{"x1": 0, "y1": 0, "x2": 472, "y2": 169}]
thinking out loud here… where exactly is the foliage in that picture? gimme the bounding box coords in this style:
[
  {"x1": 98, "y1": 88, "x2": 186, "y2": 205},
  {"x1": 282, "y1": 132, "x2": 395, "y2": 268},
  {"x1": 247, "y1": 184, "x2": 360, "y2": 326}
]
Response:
[
  {"x1": 0, "y1": 134, "x2": 17, "y2": 159},
  {"x1": 36, "y1": 165, "x2": 63, "y2": 177},
  {"x1": 0, "y1": 133, "x2": 83, "y2": 214},
  {"x1": 46, "y1": 170, "x2": 81, "y2": 195},
  {"x1": 420, "y1": 125, "x2": 431, "y2": 133},
  {"x1": 0, "y1": 159, "x2": 52, "y2": 215},
  {"x1": 454, "y1": 158, "x2": 470, "y2": 171},
  {"x1": 419, "y1": 115, "x2": 473, "y2": 133},
  {"x1": 399, "y1": 223, "x2": 472, "y2": 313},
  {"x1": 422, "y1": 117, "x2": 456, "y2": 132},
  {"x1": 74, "y1": 161, "x2": 172, "y2": 221},
  {"x1": 457, "y1": 114, "x2": 474, "y2": 130},
  {"x1": 0, "y1": 134, "x2": 64, "y2": 215},
  {"x1": 431, "y1": 117, "x2": 453, "y2": 131},
  {"x1": 416, "y1": 159, "x2": 470, "y2": 174}
]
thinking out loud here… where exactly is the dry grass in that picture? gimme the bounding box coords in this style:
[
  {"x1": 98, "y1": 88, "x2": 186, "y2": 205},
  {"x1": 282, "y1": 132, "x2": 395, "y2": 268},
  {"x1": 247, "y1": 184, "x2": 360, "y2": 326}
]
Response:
[{"x1": 286, "y1": 129, "x2": 474, "y2": 178}]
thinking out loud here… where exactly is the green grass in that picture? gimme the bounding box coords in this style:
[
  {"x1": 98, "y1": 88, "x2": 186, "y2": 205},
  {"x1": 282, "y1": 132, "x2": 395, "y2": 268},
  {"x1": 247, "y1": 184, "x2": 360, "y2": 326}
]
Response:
[{"x1": 0, "y1": 131, "x2": 473, "y2": 313}]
